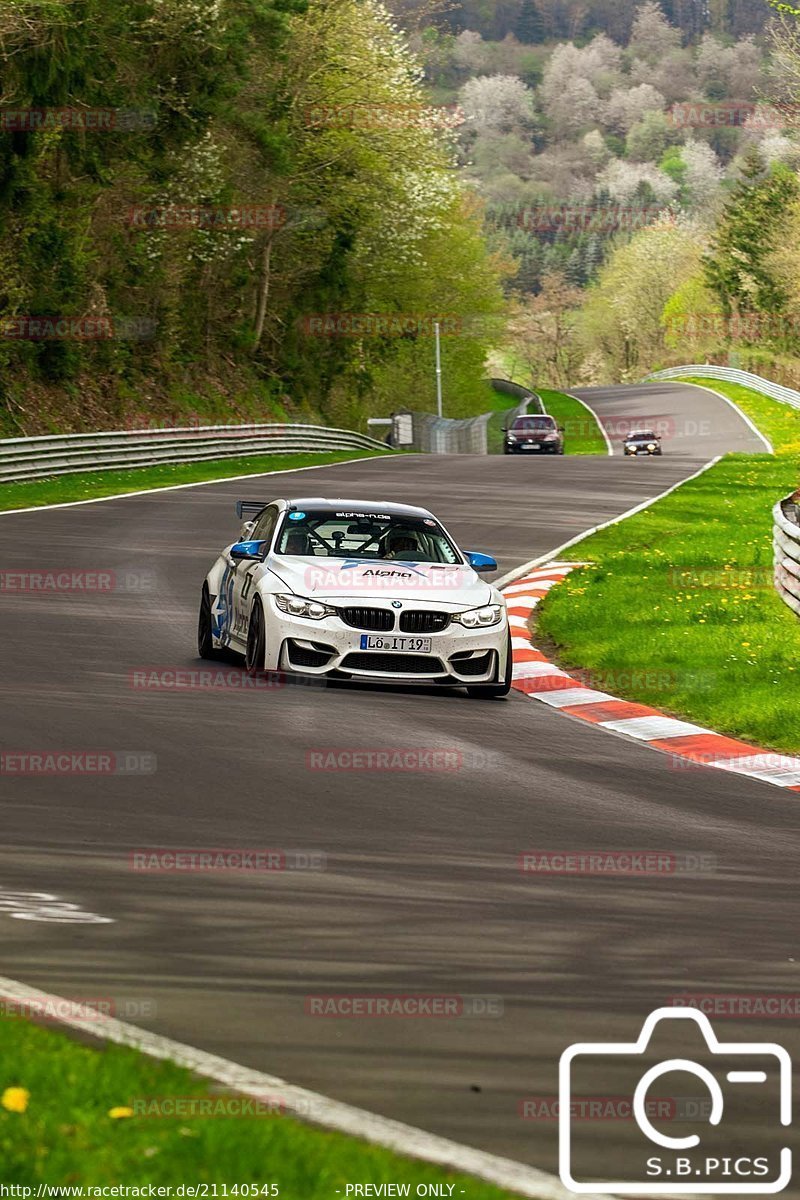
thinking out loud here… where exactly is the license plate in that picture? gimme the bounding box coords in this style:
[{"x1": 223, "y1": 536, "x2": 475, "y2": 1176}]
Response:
[
  {"x1": 522, "y1": 442, "x2": 541, "y2": 450},
  {"x1": 359, "y1": 635, "x2": 432, "y2": 652}
]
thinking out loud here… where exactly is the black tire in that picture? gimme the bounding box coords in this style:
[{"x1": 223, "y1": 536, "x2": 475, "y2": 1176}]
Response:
[
  {"x1": 198, "y1": 584, "x2": 224, "y2": 660},
  {"x1": 245, "y1": 596, "x2": 266, "y2": 674},
  {"x1": 466, "y1": 630, "x2": 512, "y2": 699}
]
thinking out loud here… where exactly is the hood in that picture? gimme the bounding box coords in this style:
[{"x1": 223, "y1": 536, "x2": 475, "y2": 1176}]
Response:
[{"x1": 266, "y1": 556, "x2": 493, "y2": 608}]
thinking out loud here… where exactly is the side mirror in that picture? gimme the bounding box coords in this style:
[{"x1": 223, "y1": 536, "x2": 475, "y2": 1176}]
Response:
[
  {"x1": 465, "y1": 551, "x2": 498, "y2": 573},
  {"x1": 558, "y1": 426, "x2": 565, "y2": 433},
  {"x1": 230, "y1": 540, "x2": 266, "y2": 561}
]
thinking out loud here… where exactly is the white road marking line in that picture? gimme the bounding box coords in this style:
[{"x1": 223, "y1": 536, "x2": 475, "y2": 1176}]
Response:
[
  {"x1": 560, "y1": 390, "x2": 614, "y2": 456},
  {"x1": 0, "y1": 453, "x2": 400, "y2": 517},
  {"x1": 0, "y1": 974, "x2": 612, "y2": 1200},
  {"x1": 496, "y1": 457, "x2": 722, "y2": 589},
  {"x1": 598, "y1": 716, "x2": 709, "y2": 741},
  {"x1": 665, "y1": 381, "x2": 773, "y2": 455}
]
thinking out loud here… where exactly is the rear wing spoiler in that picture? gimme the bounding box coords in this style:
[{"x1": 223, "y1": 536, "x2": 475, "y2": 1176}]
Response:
[{"x1": 236, "y1": 499, "x2": 268, "y2": 520}]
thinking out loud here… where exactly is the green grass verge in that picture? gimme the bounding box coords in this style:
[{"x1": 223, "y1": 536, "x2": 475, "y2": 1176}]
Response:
[
  {"x1": 0, "y1": 450, "x2": 394, "y2": 513},
  {"x1": 536, "y1": 377, "x2": 800, "y2": 754},
  {"x1": 537, "y1": 389, "x2": 608, "y2": 456},
  {"x1": 0, "y1": 1017, "x2": 518, "y2": 1195}
]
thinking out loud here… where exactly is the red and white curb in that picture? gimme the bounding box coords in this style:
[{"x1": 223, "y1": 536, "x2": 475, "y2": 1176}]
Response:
[{"x1": 504, "y1": 563, "x2": 800, "y2": 793}]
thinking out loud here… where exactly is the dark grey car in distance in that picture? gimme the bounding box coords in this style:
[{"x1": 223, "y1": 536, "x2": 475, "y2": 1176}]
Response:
[{"x1": 503, "y1": 414, "x2": 565, "y2": 455}]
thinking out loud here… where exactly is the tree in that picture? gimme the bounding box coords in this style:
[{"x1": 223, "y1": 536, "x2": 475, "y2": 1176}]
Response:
[
  {"x1": 603, "y1": 84, "x2": 666, "y2": 134},
  {"x1": 703, "y1": 148, "x2": 800, "y2": 317},
  {"x1": 628, "y1": 3, "x2": 681, "y2": 62},
  {"x1": 681, "y1": 139, "x2": 725, "y2": 208},
  {"x1": 596, "y1": 158, "x2": 678, "y2": 203},
  {"x1": 458, "y1": 74, "x2": 536, "y2": 134},
  {"x1": 625, "y1": 109, "x2": 674, "y2": 161},
  {"x1": 580, "y1": 218, "x2": 706, "y2": 377},
  {"x1": 515, "y1": 0, "x2": 546, "y2": 42},
  {"x1": 506, "y1": 270, "x2": 584, "y2": 385}
]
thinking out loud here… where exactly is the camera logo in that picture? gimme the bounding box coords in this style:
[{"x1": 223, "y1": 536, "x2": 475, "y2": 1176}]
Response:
[{"x1": 559, "y1": 1007, "x2": 791, "y2": 1193}]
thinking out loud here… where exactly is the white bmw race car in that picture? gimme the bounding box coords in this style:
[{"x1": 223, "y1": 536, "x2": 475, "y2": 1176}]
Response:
[{"x1": 198, "y1": 497, "x2": 511, "y2": 698}]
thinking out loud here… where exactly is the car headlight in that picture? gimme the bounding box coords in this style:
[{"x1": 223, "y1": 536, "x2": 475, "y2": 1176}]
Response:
[
  {"x1": 544, "y1": 433, "x2": 558, "y2": 441},
  {"x1": 506, "y1": 434, "x2": 517, "y2": 442},
  {"x1": 647, "y1": 443, "x2": 656, "y2": 451},
  {"x1": 274, "y1": 594, "x2": 335, "y2": 620},
  {"x1": 453, "y1": 604, "x2": 503, "y2": 628}
]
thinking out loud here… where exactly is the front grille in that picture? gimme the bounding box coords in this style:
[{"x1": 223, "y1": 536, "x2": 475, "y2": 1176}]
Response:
[
  {"x1": 287, "y1": 641, "x2": 334, "y2": 668},
  {"x1": 450, "y1": 650, "x2": 493, "y2": 676},
  {"x1": 399, "y1": 610, "x2": 450, "y2": 633},
  {"x1": 341, "y1": 652, "x2": 442, "y2": 675},
  {"x1": 339, "y1": 606, "x2": 395, "y2": 632}
]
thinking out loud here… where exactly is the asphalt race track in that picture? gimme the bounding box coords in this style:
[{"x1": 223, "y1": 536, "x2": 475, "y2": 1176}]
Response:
[{"x1": 1, "y1": 381, "x2": 796, "y2": 1191}]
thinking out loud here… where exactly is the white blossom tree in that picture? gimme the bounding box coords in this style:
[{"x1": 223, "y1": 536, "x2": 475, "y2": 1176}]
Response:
[
  {"x1": 458, "y1": 73, "x2": 536, "y2": 134},
  {"x1": 603, "y1": 83, "x2": 665, "y2": 134},
  {"x1": 628, "y1": 2, "x2": 681, "y2": 64},
  {"x1": 453, "y1": 30, "x2": 489, "y2": 74},
  {"x1": 596, "y1": 157, "x2": 678, "y2": 203},
  {"x1": 681, "y1": 139, "x2": 724, "y2": 208}
]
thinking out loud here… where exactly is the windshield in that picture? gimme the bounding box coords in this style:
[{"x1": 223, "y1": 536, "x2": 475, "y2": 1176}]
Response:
[
  {"x1": 274, "y1": 509, "x2": 462, "y2": 564},
  {"x1": 512, "y1": 416, "x2": 556, "y2": 431},
  {"x1": 629, "y1": 431, "x2": 656, "y2": 440}
]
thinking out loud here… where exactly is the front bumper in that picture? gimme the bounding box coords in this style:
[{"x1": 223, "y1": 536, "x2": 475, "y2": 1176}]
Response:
[
  {"x1": 505, "y1": 439, "x2": 561, "y2": 454},
  {"x1": 264, "y1": 606, "x2": 507, "y2": 685},
  {"x1": 624, "y1": 445, "x2": 661, "y2": 455}
]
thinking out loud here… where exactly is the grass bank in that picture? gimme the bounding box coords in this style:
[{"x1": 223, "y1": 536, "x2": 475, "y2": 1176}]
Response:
[
  {"x1": 537, "y1": 388, "x2": 607, "y2": 456},
  {"x1": 0, "y1": 1016, "x2": 518, "y2": 1196},
  {"x1": 0, "y1": 449, "x2": 394, "y2": 513},
  {"x1": 536, "y1": 378, "x2": 800, "y2": 753}
]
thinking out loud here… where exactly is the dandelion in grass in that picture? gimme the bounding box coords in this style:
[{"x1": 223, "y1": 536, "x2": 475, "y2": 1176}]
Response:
[{"x1": 2, "y1": 1087, "x2": 29, "y2": 1113}]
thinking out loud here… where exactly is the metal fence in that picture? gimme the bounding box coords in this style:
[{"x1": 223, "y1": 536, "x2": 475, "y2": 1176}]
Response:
[
  {"x1": 774, "y1": 496, "x2": 800, "y2": 619},
  {"x1": 0, "y1": 423, "x2": 392, "y2": 483},
  {"x1": 402, "y1": 381, "x2": 542, "y2": 454},
  {"x1": 644, "y1": 364, "x2": 800, "y2": 411}
]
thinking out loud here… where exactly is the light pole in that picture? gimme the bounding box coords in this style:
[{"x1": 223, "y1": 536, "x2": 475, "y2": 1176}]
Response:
[{"x1": 434, "y1": 321, "x2": 443, "y2": 418}]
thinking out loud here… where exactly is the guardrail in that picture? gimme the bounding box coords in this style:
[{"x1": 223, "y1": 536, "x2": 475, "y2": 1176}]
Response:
[
  {"x1": 0, "y1": 423, "x2": 392, "y2": 483},
  {"x1": 774, "y1": 495, "x2": 800, "y2": 618},
  {"x1": 489, "y1": 378, "x2": 544, "y2": 420},
  {"x1": 644, "y1": 364, "x2": 800, "y2": 411}
]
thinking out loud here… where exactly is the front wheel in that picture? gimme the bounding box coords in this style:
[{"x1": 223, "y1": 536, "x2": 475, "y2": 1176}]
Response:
[
  {"x1": 198, "y1": 584, "x2": 224, "y2": 660},
  {"x1": 466, "y1": 630, "x2": 512, "y2": 699},
  {"x1": 245, "y1": 596, "x2": 267, "y2": 674}
]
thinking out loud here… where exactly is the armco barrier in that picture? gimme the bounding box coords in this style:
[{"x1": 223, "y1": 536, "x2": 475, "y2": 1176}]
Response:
[
  {"x1": 0, "y1": 423, "x2": 391, "y2": 483},
  {"x1": 774, "y1": 496, "x2": 800, "y2": 619},
  {"x1": 644, "y1": 364, "x2": 800, "y2": 411},
  {"x1": 489, "y1": 378, "x2": 544, "y2": 420}
]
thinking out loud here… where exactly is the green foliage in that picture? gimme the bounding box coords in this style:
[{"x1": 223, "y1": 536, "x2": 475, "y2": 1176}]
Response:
[
  {"x1": 703, "y1": 149, "x2": 800, "y2": 319},
  {"x1": 0, "y1": 0, "x2": 507, "y2": 435}
]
